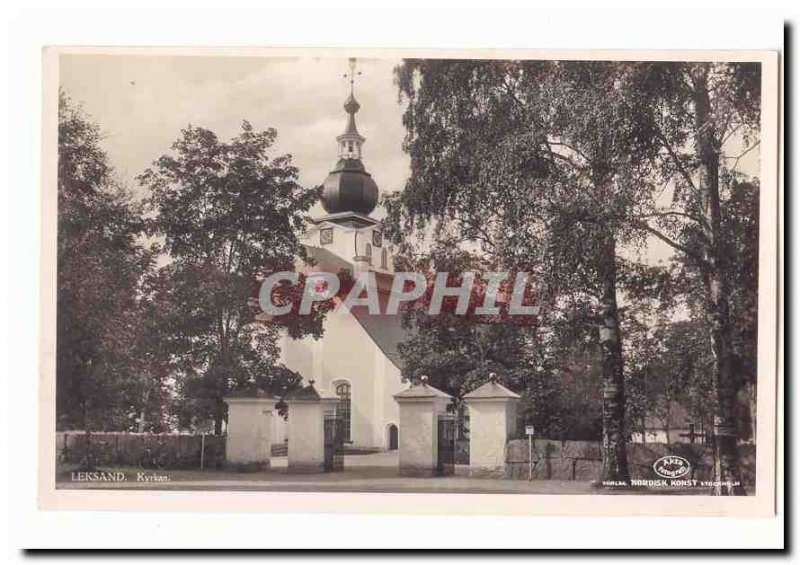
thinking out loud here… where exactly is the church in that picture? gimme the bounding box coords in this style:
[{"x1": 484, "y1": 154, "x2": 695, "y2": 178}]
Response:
[{"x1": 270, "y1": 62, "x2": 408, "y2": 451}]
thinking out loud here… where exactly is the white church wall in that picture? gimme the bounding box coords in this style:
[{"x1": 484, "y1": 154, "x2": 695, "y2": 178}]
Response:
[
  {"x1": 381, "y1": 357, "x2": 404, "y2": 448},
  {"x1": 280, "y1": 331, "x2": 317, "y2": 381},
  {"x1": 318, "y1": 308, "x2": 376, "y2": 446},
  {"x1": 280, "y1": 221, "x2": 406, "y2": 450},
  {"x1": 280, "y1": 304, "x2": 407, "y2": 449},
  {"x1": 305, "y1": 224, "x2": 356, "y2": 263}
]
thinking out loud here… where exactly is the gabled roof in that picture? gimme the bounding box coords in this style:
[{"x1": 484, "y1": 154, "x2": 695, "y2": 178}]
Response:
[
  {"x1": 393, "y1": 382, "x2": 452, "y2": 400},
  {"x1": 464, "y1": 380, "x2": 521, "y2": 400},
  {"x1": 225, "y1": 387, "x2": 273, "y2": 399},
  {"x1": 285, "y1": 382, "x2": 322, "y2": 401}
]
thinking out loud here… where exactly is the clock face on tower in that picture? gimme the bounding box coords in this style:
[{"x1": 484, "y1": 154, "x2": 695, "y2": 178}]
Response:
[{"x1": 372, "y1": 230, "x2": 383, "y2": 248}]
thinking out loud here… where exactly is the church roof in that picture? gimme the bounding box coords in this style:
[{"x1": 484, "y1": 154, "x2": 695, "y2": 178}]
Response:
[
  {"x1": 464, "y1": 380, "x2": 521, "y2": 400},
  {"x1": 311, "y1": 212, "x2": 379, "y2": 228},
  {"x1": 305, "y1": 244, "x2": 353, "y2": 273},
  {"x1": 289, "y1": 245, "x2": 410, "y2": 372},
  {"x1": 350, "y1": 309, "x2": 406, "y2": 370}
]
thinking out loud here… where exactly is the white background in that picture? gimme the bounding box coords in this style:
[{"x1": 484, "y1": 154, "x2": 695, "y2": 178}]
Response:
[{"x1": 2, "y1": 0, "x2": 789, "y2": 554}]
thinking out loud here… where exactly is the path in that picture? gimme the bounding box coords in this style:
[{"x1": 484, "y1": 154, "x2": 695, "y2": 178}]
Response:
[{"x1": 56, "y1": 451, "x2": 705, "y2": 495}]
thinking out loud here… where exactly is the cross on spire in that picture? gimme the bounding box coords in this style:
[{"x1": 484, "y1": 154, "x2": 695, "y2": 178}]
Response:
[{"x1": 344, "y1": 57, "x2": 362, "y2": 96}]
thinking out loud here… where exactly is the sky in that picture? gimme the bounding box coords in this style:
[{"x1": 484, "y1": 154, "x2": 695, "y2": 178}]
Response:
[
  {"x1": 59, "y1": 54, "x2": 760, "y2": 268},
  {"x1": 59, "y1": 54, "x2": 411, "y2": 218}
]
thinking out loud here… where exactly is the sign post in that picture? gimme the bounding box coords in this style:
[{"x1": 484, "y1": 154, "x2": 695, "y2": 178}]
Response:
[{"x1": 525, "y1": 425, "x2": 535, "y2": 481}]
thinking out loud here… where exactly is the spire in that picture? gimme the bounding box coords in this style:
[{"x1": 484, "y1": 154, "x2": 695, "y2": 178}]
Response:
[
  {"x1": 337, "y1": 58, "x2": 366, "y2": 159},
  {"x1": 319, "y1": 58, "x2": 379, "y2": 218}
]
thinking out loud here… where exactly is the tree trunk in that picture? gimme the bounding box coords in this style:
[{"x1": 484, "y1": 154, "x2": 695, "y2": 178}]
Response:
[
  {"x1": 137, "y1": 388, "x2": 150, "y2": 434},
  {"x1": 598, "y1": 232, "x2": 630, "y2": 484},
  {"x1": 692, "y1": 65, "x2": 745, "y2": 495},
  {"x1": 703, "y1": 268, "x2": 745, "y2": 494},
  {"x1": 748, "y1": 380, "x2": 757, "y2": 442},
  {"x1": 214, "y1": 398, "x2": 225, "y2": 436}
]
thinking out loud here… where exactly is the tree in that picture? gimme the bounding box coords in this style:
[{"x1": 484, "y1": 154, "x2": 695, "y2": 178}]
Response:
[
  {"x1": 725, "y1": 180, "x2": 759, "y2": 442},
  {"x1": 140, "y1": 122, "x2": 329, "y2": 434},
  {"x1": 393, "y1": 243, "x2": 527, "y2": 397},
  {"x1": 625, "y1": 62, "x2": 761, "y2": 494},
  {"x1": 388, "y1": 60, "x2": 662, "y2": 483},
  {"x1": 57, "y1": 91, "x2": 154, "y2": 431},
  {"x1": 626, "y1": 316, "x2": 715, "y2": 444}
]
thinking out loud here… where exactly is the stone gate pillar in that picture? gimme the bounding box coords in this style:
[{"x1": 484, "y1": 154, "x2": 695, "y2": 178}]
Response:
[
  {"x1": 393, "y1": 376, "x2": 452, "y2": 477},
  {"x1": 463, "y1": 374, "x2": 521, "y2": 477},
  {"x1": 223, "y1": 390, "x2": 277, "y2": 471},
  {"x1": 284, "y1": 381, "x2": 339, "y2": 473}
]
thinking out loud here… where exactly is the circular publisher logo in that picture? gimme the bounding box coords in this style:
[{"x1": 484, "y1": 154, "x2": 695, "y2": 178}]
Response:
[{"x1": 653, "y1": 456, "x2": 690, "y2": 479}]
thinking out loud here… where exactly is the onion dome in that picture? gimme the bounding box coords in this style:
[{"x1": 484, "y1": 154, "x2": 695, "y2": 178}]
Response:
[{"x1": 320, "y1": 157, "x2": 379, "y2": 215}]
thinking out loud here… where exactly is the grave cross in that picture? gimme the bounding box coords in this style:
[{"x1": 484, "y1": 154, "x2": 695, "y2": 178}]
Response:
[{"x1": 679, "y1": 423, "x2": 702, "y2": 444}]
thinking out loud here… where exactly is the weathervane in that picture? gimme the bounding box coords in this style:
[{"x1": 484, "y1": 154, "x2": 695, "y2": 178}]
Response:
[{"x1": 344, "y1": 57, "x2": 362, "y2": 96}]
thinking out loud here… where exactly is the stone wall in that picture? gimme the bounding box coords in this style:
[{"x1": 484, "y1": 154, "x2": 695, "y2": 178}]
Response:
[
  {"x1": 505, "y1": 439, "x2": 756, "y2": 484},
  {"x1": 58, "y1": 432, "x2": 226, "y2": 470}
]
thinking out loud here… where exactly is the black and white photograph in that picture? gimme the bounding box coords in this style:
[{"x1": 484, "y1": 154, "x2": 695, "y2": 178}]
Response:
[{"x1": 44, "y1": 49, "x2": 778, "y2": 511}]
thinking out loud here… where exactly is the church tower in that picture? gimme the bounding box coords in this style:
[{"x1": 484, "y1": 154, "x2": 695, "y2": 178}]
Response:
[
  {"x1": 317, "y1": 58, "x2": 380, "y2": 229},
  {"x1": 309, "y1": 58, "x2": 391, "y2": 274},
  {"x1": 277, "y1": 59, "x2": 406, "y2": 449}
]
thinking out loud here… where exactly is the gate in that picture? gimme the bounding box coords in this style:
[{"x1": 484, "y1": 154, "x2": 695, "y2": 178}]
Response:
[
  {"x1": 436, "y1": 415, "x2": 456, "y2": 476},
  {"x1": 324, "y1": 414, "x2": 344, "y2": 472}
]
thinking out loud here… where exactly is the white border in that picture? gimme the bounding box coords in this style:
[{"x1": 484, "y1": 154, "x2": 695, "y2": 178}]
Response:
[
  {"x1": 37, "y1": 45, "x2": 780, "y2": 520},
  {"x1": 4, "y1": 3, "x2": 786, "y2": 550}
]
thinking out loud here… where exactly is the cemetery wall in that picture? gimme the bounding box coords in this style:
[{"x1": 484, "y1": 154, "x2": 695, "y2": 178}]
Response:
[
  {"x1": 57, "y1": 431, "x2": 226, "y2": 470},
  {"x1": 505, "y1": 439, "x2": 756, "y2": 484}
]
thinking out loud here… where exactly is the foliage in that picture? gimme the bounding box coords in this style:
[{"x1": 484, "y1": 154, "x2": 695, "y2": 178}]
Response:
[
  {"x1": 388, "y1": 60, "x2": 670, "y2": 480},
  {"x1": 56, "y1": 92, "x2": 155, "y2": 431},
  {"x1": 140, "y1": 122, "x2": 328, "y2": 434}
]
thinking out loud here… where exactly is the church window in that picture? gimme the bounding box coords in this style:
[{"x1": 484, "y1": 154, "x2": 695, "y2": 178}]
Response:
[
  {"x1": 381, "y1": 248, "x2": 388, "y2": 269},
  {"x1": 320, "y1": 228, "x2": 333, "y2": 245},
  {"x1": 335, "y1": 382, "x2": 352, "y2": 442},
  {"x1": 365, "y1": 243, "x2": 372, "y2": 265}
]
